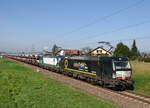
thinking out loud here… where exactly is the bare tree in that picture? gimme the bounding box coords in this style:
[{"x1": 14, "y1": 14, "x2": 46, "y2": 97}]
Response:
[{"x1": 81, "y1": 47, "x2": 92, "y2": 56}]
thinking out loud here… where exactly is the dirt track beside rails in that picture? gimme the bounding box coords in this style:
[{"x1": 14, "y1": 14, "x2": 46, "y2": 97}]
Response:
[{"x1": 9, "y1": 58, "x2": 150, "y2": 108}]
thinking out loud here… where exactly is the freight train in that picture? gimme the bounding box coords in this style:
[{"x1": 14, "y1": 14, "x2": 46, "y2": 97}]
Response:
[{"x1": 6, "y1": 55, "x2": 134, "y2": 90}]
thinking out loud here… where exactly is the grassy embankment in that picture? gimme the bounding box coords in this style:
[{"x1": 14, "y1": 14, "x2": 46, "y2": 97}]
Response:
[
  {"x1": 0, "y1": 58, "x2": 117, "y2": 108},
  {"x1": 131, "y1": 61, "x2": 150, "y2": 95}
]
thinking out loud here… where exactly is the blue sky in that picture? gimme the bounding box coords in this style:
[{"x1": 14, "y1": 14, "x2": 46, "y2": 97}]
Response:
[{"x1": 0, "y1": 0, "x2": 150, "y2": 52}]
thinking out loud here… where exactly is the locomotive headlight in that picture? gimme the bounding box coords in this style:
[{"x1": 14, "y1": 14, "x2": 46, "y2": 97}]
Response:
[
  {"x1": 126, "y1": 71, "x2": 131, "y2": 76},
  {"x1": 116, "y1": 71, "x2": 131, "y2": 78},
  {"x1": 112, "y1": 73, "x2": 116, "y2": 79}
]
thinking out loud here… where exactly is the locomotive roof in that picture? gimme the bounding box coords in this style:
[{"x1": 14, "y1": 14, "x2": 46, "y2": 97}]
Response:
[
  {"x1": 100, "y1": 56, "x2": 128, "y2": 61},
  {"x1": 69, "y1": 56, "x2": 99, "y2": 61},
  {"x1": 69, "y1": 56, "x2": 128, "y2": 61}
]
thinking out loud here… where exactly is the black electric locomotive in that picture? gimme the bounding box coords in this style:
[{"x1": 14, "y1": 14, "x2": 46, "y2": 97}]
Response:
[
  {"x1": 7, "y1": 54, "x2": 134, "y2": 90},
  {"x1": 63, "y1": 56, "x2": 134, "y2": 90}
]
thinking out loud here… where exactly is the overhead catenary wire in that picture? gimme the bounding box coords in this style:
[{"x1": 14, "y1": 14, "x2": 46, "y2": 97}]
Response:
[{"x1": 59, "y1": 0, "x2": 145, "y2": 38}]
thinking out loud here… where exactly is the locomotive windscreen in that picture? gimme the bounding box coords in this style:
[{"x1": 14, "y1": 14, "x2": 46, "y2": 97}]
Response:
[{"x1": 113, "y1": 61, "x2": 131, "y2": 70}]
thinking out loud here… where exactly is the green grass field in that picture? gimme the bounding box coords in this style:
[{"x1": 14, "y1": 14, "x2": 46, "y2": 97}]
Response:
[
  {"x1": 0, "y1": 58, "x2": 117, "y2": 108},
  {"x1": 131, "y1": 61, "x2": 150, "y2": 95}
]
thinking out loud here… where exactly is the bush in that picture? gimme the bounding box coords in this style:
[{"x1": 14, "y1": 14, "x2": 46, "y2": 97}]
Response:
[
  {"x1": 137, "y1": 57, "x2": 150, "y2": 62},
  {"x1": 130, "y1": 56, "x2": 137, "y2": 61},
  {"x1": 144, "y1": 58, "x2": 150, "y2": 62}
]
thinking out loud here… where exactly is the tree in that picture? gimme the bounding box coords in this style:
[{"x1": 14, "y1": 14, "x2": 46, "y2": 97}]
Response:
[
  {"x1": 114, "y1": 42, "x2": 131, "y2": 58},
  {"x1": 131, "y1": 40, "x2": 139, "y2": 58},
  {"x1": 52, "y1": 44, "x2": 58, "y2": 56},
  {"x1": 81, "y1": 47, "x2": 92, "y2": 56}
]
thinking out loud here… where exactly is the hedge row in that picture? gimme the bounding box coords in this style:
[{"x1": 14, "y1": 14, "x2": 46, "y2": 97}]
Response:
[{"x1": 137, "y1": 57, "x2": 150, "y2": 62}]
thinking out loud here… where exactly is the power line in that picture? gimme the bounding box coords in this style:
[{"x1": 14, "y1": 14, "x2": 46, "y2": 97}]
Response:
[
  {"x1": 85, "y1": 20, "x2": 150, "y2": 39},
  {"x1": 67, "y1": 36, "x2": 150, "y2": 49},
  {"x1": 63, "y1": 19, "x2": 150, "y2": 46},
  {"x1": 109, "y1": 36, "x2": 150, "y2": 43},
  {"x1": 59, "y1": 0, "x2": 145, "y2": 37}
]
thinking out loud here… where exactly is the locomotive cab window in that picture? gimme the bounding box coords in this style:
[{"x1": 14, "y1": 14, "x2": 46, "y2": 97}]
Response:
[{"x1": 113, "y1": 61, "x2": 131, "y2": 70}]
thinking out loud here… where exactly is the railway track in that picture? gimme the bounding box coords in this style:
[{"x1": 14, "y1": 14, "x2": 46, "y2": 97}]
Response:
[
  {"x1": 6, "y1": 57, "x2": 150, "y2": 108},
  {"x1": 118, "y1": 90, "x2": 150, "y2": 104}
]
